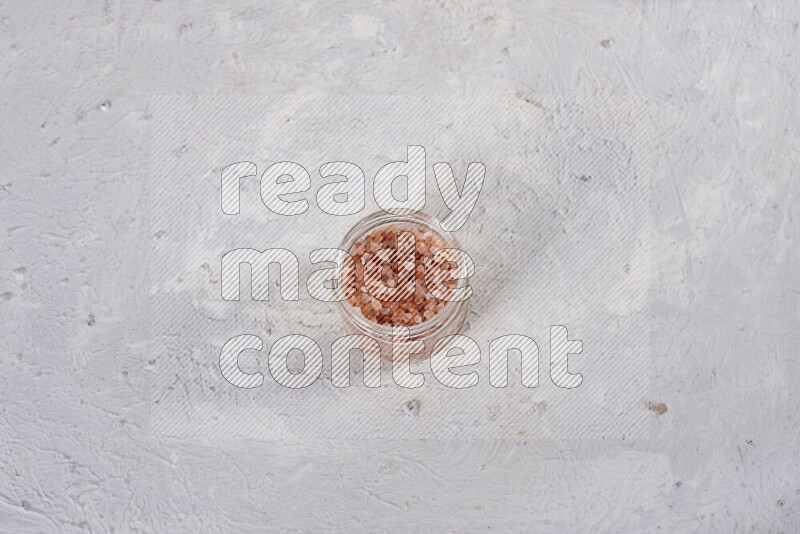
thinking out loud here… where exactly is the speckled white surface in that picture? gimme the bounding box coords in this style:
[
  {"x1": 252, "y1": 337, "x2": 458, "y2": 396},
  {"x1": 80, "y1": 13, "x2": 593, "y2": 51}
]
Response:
[
  {"x1": 1, "y1": 1, "x2": 799, "y2": 532},
  {"x1": 148, "y1": 93, "x2": 653, "y2": 443}
]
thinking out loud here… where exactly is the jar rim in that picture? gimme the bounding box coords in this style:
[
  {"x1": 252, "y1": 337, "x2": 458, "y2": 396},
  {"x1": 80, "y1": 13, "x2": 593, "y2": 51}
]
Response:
[{"x1": 334, "y1": 210, "x2": 468, "y2": 342}]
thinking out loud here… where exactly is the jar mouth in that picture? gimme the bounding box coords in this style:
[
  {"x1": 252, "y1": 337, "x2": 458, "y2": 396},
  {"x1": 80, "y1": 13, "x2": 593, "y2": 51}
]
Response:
[{"x1": 334, "y1": 211, "x2": 467, "y2": 343}]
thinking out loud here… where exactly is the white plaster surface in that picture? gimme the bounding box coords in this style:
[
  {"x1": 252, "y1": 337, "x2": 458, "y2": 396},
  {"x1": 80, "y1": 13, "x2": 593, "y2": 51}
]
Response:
[
  {"x1": 148, "y1": 94, "x2": 653, "y2": 443},
  {"x1": 1, "y1": 0, "x2": 799, "y2": 532}
]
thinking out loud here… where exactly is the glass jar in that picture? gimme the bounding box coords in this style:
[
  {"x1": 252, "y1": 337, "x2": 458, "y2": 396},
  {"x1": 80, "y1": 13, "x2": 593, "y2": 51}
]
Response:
[{"x1": 334, "y1": 211, "x2": 470, "y2": 361}]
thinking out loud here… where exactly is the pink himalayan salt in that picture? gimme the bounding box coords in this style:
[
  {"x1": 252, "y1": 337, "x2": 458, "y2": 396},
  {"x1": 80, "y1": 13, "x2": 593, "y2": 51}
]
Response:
[{"x1": 346, "y1": 223, "x2": 450, "y2": 327}]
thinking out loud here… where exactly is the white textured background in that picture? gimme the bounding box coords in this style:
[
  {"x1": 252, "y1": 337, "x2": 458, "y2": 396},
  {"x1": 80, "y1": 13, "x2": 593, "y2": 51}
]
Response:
[
  {"x1": 1, "y1": 1, "x2": 799, "y2": 532},
  {"x1": 148, "y1": 94, "x2": 652, "y2": 443}
]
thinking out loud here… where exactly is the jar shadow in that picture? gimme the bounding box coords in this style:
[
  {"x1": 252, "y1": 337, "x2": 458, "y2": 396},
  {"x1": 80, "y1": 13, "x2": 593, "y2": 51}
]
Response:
[{"x1": 457, "y1": 198, "x2": 561, "y2": 331}]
